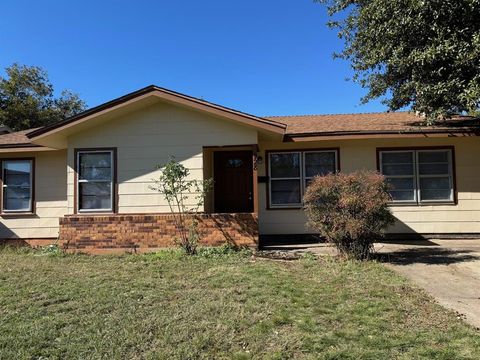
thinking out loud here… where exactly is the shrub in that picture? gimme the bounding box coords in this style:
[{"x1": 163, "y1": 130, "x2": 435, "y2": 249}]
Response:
[
  {"x1": 37, "y1": 244, "x2": 63, "y2": 256},
  {"x1": 196, "y1": 244, "x2": 250, "y2": 258},
  {"x1": 150, "y1": 157, "x2": 213, "y2": 255},
  {"x1": 303, "y1": 171, "x2": 395, "y2": 260}
]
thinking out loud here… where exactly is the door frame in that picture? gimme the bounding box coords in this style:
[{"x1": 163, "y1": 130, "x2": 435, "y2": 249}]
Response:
[{"x1": 203, "y1": 144, "x2": 258, "y2": 214}]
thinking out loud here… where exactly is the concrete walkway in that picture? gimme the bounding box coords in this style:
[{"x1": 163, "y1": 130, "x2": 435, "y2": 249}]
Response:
[{"x1": 263, "y1": 239, "x2": 480, "y2": 329}]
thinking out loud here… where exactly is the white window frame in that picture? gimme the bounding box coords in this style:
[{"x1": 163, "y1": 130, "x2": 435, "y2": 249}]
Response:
[
  {"x1": 379, "y1": 150, "x2": 417, "y2": 204},
  {"x1": 1, "y1": 159, "x2": 33, "y2": 213},
  {"x1": 76, "y1": 150, "x2": 114, "y2": 213},
  {"x1": 379, "y1": 148, "x2": 454, "y2": 205},
  {"x1": 268, "y1": 151, "x2": 302, "y2": 208},
  {"x1": 268, "y1": 150, "x2": 339, "y2": 208},
  {"x1": 416, "y1": 149, "x2": 454, "y2": 203}
]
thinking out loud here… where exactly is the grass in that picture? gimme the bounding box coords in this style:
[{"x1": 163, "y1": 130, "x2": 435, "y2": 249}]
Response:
[{"x1": 0, "y1": 247, "x2": 479, "y2": 359}]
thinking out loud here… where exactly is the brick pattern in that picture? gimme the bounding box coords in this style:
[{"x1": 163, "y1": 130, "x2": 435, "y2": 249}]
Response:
[{"x1": 59, "y1": 213, "x2": 258, "y2": 254}]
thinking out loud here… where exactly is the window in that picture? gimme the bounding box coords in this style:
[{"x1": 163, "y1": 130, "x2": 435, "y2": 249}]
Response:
[
  {"x1": 379, "y1": 148, "x2": 454, "y2": 204},
  {"x1": 77, "y1": 150, "x2": 115, "y2": 212},
  {"x1": 1, "y1": 159, "x2": 34, "y2": 213},
  {"x1": 268, "y1": 150, "x2": 338, "y2": 208}
]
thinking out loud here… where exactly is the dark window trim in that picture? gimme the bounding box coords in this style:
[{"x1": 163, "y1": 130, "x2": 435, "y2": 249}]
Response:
[
  {"x1": 265, "y1": 148, "x2": 340, "y2": 210},
  {"x1": 376, "y1": 146, "x2": 457, "y2": 206},
  {"x1": 74, "y1": 148, "x2": 118, "y2": 214},
  {"x1": 0, "y1": 157, "x2": 35, "y2": 216}
]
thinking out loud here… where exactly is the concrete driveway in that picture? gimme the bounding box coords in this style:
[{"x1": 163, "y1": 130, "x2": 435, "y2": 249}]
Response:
[
  {"x1": 263, "y1": 239, "x2": 480, "y2": 328},
  {"x1": 375, "y1": 239, "x2": 480, "y2": 329}
]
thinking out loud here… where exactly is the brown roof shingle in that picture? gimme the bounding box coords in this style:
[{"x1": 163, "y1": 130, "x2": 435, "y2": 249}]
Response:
[
  {"x1": 266, "y1": 112, "x2": 480, "y2": 136},
  {"x1": 0, "y1": 128, "x2": 41, "y2": 148}
]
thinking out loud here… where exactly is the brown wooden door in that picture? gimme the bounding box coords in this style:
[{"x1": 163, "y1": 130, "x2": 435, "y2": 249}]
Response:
[{"x1": 213, "y1": 151, "x2": 253, "y2": 213}]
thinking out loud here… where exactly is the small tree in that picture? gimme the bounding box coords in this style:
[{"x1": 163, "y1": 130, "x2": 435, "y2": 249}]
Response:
[
  {"x1": 150, "y1": 158, "x2": 213, "y2": 255},
  {"x1": 303, "y1": 171, "x2": 395, "y2": 260}
]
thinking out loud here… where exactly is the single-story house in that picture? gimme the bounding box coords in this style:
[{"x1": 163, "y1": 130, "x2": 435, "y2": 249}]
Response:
[{"x1": 0, "y1": 85, "x2": 479, "y2": 253}]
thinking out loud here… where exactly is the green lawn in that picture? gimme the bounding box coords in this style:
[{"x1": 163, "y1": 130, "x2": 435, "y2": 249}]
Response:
[{"x1": 0, "y1": 248, "x2": 479, "y2": 359}]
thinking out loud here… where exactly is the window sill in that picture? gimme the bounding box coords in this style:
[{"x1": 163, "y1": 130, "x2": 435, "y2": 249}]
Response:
[
  {"x1": 267, "y1": 206, "x2": 303, "y2": 210},
  {"x1": 389, "y1": 201, "x2": 456, "y2": 207},
  {"x1": 76, "y1": 211, "x2": 115, "y2": 214},
  {"x1": 1, "y1": 212, "x2": 36, "y2": 218}
]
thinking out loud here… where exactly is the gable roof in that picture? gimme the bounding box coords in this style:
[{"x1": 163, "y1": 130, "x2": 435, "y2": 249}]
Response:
[
  {"x1": 0, "y1": 85, "x2": 478, "y2": 150},
  {"x1": 266, "y1": 112, "x2": 480, "y2": 139},
  {"x1": 27, "y1": 85, "x2": 286, "y2": 140}
]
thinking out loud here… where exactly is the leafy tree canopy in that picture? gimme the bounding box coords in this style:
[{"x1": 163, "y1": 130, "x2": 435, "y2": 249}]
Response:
[
  {"x1": 0, "y1": 63, "x2": 86, "y2": 131},
  {"x1": 317, "y1": 0, "x2": 480, "y2": 122}
]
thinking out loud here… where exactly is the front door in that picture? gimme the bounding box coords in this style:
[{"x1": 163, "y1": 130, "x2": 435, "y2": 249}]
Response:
[{"x1": 213, "y1": 151, "x2": 253, "y2": 213}]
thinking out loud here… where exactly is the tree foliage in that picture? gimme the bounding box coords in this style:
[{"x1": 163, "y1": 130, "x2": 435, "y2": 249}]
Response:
[
  {"x1": 0, "y1": 63, "x2": 86, "y2": 131},
  {"x1": 317, "y1": 0, "x2": 480, "y2": 122}
]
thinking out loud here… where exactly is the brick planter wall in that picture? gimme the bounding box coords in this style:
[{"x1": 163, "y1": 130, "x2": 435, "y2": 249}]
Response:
[{"x1": 59, "y1": 213, "x2": 258, "y2": 254}]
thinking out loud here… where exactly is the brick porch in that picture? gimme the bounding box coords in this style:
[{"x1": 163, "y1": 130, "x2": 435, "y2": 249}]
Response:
[{"x1": 58, "y1": 213, "x2": 258, "y2": 254}]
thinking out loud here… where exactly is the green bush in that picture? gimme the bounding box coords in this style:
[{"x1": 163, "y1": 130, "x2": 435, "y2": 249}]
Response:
[
  {"x1": 303, "y1": 170, "x2": 395, "y2": 260},
  {"x1": 196, "y1": 244, "x2": 250, "y2": 258},
  {"x1": 38, "y1": 244, "x2": 63, "y2": 256}
]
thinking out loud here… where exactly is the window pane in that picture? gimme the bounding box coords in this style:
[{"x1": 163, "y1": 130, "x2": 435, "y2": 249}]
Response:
[
  {"x1": 79, "y1": 182, "x2": 112, "y2": 210},
  {"x1": 386, "y1": 177, "x2": 415, "y2": 190},
  {"x1": 389, "y1": 190, "x2": 415, "y2": 201},
  {"x1": 381, "y1": 152, "x2": 413, "y2": 164},
  {"x1": 418, "y1": 151, "x2": 449, "y2": 163},
  {"x1": 3, "y1": 187, "x2": 31, "y2": 211},
  {"x1": 271, "y1": 179, "x2": 301, "y2": 205},
  {"x1": 304, "y1": 152, "x2": 336, "y2": 177},
  {"x1": 270, "y1": 153, "x2": 300, "y2": 178},
  {"x1": 226, "y1": 159, "x2": 244, "y2": 168},
  {"x1": 418, "y1": 163, "x2": 449, "y2": 175},
  {"x1": 420, "y1": 189, "x2": 451, "y2": 201},
  {"x1": 79, "y1": 153, "x2": 112, "y2": 181},
  {"x1": 419, "y1": 177, "x2": 451, "y2": 190},
  {"x1": 382, "y1": 164, "x2": 414, "y2": 176},
  {"x1": 3, "y1": 161, "x2": 31, "y2": 186},
  {"x1": 4, "y1": 173, "x2": 30, "y2": 186},
  {"x1": 3, "y1": 160, "x2": 32, "y2": 211}
]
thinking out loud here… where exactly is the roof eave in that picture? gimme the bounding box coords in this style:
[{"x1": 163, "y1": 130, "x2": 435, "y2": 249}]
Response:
[
  {"x1": 0, "y1": 144, "x2": 56, "y2": 153},
  {"x1": 285, "y1": 129, "x2": 480, "y2": 142}
]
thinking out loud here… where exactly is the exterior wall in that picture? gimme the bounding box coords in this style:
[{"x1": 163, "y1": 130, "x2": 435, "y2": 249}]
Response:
[
  {"x1": 66, "y1": 102, "x2": 258, "y2": 214},
  {"x1": 0, "y1": 150, "x2": 67, "y2": 239},
  {"x1": 59, "y1": 213, "x2": 258, "y2": 254},
  {"x1": 258, "y1": 136, "x2": 480, "y2": 235}
]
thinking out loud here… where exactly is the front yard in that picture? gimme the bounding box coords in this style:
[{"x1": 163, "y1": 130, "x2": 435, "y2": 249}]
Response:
[{"x1": 0, "y1": 248, "x2": 479, "y2": 359}]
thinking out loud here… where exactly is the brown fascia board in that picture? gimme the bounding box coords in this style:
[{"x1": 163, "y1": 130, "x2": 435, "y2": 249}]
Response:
[
  {"x1": 27, "y1": 85, "x2": 286, "y2": 139},
  {"x1": 285, "y1": 128, "x2": 480, "y2": 140},
  {"x1": 0, "y1": 143, "x2": 44, "y2": 149}
]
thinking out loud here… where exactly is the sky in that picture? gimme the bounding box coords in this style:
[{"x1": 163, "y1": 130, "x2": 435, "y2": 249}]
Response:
[{"x1": 0, "y1": 0, "x2": 387, "y2": 117}]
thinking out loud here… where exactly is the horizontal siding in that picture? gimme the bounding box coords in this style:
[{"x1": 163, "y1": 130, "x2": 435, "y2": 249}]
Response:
[
  {"x1": 258, "y1": 136, "x2": 480, "y2": 235},
  {"x1": 0, "y1": 150, "x2": 67, "y2": 239},
  {"x1": 67, "y1": 102, "x2": 258, "y2": 213}
]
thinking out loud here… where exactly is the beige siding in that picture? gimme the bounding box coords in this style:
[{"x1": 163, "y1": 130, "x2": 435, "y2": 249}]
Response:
[
  {"x1": 3, "y1": 102, "x2": 479, "y2": 239},
  {"x1": 0, "y1": 150, "x2": 67, "y2": 238},
  {"x1": 67, "y1": 102, "x2": 258, "y2": 213},
  {"x1": 258, "y1": 137, "x2": 480, "y2": 235}
]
